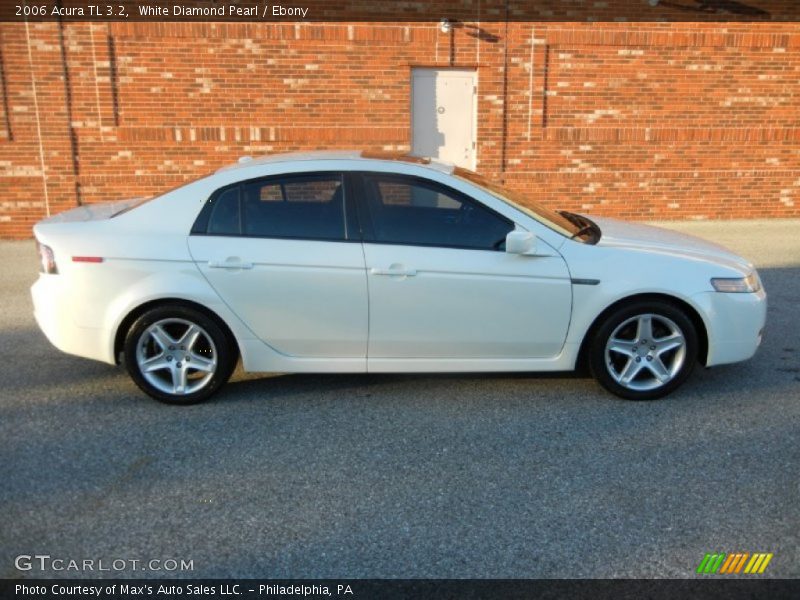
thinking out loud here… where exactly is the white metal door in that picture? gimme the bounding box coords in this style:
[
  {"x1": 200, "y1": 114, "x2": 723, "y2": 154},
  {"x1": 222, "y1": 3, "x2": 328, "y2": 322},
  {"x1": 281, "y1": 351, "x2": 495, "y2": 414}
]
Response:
[
  {"x1": 363, "y1": 243, "x2": 572, "y2": 361},
  {"x1": 189, "y1": 236, "x2": 368, "y2": 360},
  {"x1": 411, "y1": 68, "x2": 476, "y2": 169}
]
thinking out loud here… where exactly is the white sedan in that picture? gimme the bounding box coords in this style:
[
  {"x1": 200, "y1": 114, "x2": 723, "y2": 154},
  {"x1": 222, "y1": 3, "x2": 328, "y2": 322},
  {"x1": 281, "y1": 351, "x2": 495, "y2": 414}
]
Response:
[{"x1": 31, "y1": 151, "x2": 766, "y2": 404}]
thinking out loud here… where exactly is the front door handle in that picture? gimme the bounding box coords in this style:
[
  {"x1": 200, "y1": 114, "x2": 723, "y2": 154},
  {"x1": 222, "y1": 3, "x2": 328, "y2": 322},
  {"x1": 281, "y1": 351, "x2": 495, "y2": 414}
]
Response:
[
  {"x1": 370, "y1": 265, "x2": 417, "y2": 277},
  {"x1": 208, "y1": 258, "x2": 254, "y2": 270}
]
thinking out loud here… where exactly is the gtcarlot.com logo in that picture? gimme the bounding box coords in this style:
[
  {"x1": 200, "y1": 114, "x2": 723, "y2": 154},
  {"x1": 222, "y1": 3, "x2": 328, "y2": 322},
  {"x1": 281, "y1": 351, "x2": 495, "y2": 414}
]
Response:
[
  {"x1": 14, "y1": 554, "x2": 194, "y2": 573},
  {"x1": 697, "y1": 552, "x2": 773, "y2": 575}
]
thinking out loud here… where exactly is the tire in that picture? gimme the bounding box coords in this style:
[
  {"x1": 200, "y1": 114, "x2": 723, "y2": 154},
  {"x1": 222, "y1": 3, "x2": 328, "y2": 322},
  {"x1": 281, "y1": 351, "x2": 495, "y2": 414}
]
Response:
[
  {"x1": 588, "y1": 300, "x2": 698, "y2": 401},
  {"x1": 123, "y1": 305, "x2": 237, "y2": 404}
]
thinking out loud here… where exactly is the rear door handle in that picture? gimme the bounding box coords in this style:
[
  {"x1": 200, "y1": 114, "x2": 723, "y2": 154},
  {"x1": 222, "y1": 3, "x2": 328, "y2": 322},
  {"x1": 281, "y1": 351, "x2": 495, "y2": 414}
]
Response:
[
  {"x1": 208, "y1": 259, "x2": 254, "y2": 270},
  {"x1": 370, "y1": 266, "x2": 417, "y2": 277}
]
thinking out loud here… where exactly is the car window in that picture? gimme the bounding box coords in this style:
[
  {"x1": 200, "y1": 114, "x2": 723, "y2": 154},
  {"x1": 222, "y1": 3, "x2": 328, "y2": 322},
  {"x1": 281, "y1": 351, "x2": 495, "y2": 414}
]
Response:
[
  {"x1": 242, "y1": 175, "x2": 345, "y2": 239},
  {"x1": 453, "y1": 166, "x2": 582, "y2": 239},
  {"x1": 207, "y1": 187, "x2": 240, "y2": 235},
  {"x1": 361, "y1": 174, "x2": 513, "y2": 250},
  {"x1": 202, "y1": 174, "x2": 347, "y2": 240}
]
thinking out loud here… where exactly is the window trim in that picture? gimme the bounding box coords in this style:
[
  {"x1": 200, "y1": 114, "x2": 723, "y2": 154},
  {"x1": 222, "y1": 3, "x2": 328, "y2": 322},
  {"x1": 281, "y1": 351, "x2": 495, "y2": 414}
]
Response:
[
  {"x1": 190, "y1": 171, "x2": 361, "y2": 243},
  {"x1": 352, "y1": 171, "x2": 515, "y2": 252}
]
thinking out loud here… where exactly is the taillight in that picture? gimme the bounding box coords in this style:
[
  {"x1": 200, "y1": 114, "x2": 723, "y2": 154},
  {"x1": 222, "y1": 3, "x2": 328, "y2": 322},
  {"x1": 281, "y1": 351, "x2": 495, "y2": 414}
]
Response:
[{"x1": 35, "y1": 240, "x2": 58, "y2": 274}]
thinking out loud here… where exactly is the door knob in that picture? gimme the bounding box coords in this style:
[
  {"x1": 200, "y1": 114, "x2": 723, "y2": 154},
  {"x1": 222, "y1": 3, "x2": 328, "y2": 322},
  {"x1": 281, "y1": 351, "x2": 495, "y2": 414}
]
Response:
[
  {"x1": 208, "y1": 258, "x2": 253, "y2": 270},
  {"x1": 370, "y1": 265, "x2": 417, "y2": 277}
]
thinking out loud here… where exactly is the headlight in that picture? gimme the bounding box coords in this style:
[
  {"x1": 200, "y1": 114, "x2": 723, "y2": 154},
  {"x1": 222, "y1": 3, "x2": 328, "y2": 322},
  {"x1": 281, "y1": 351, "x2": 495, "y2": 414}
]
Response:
[{"x1": 711, "y1": 271, "x2": 760, "y2": 293}]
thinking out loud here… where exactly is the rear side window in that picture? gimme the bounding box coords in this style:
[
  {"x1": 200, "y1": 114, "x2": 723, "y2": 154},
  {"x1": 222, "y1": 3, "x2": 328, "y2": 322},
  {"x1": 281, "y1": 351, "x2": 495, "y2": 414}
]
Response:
[
  {"x1": 207, "y1": 187, "x2": 240, "y2": 235},
  {"x1": 195, "y1": 173, "x2": 348, "y2": 241}
]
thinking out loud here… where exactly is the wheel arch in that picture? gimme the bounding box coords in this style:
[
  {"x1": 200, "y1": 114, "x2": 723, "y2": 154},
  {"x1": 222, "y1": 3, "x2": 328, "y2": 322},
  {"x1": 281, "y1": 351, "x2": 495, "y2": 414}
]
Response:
[
  {"x1": 113, "y1": 298, "x2": 241, "y2": 365},
  {"x1": 576, "y1": 292, "x2": 709, "y2": 372}
]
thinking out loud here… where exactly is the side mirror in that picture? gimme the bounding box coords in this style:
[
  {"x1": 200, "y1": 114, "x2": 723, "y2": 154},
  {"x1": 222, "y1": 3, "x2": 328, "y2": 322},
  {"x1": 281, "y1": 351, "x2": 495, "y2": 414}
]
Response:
[{"x1": 505, "y1": 230, "x2": 537, "y2": 255}]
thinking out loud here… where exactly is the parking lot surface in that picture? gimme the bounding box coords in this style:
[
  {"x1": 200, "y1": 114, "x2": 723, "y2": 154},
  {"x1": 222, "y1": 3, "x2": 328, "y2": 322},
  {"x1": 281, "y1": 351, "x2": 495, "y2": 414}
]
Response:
[{"x1": 2, "y1": 219, "x2": 799, "y2": 578}]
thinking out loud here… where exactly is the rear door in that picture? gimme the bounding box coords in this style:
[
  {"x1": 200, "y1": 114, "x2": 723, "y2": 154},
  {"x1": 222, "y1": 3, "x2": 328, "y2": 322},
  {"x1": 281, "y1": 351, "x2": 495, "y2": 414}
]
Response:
[{"x1": 188, "y1": 172, "x2": 368, "y2": 361}]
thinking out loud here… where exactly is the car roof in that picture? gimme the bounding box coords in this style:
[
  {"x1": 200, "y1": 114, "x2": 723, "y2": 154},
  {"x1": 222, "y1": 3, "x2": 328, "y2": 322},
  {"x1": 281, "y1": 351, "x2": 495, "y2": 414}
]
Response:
[{"x1": 215, "y1": 150, "x2": 456, "y2": 175}]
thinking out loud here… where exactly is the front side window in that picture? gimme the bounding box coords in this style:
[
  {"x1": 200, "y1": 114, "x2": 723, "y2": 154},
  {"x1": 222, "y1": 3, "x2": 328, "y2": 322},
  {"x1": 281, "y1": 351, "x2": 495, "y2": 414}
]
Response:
[
  {"x1": 199, "y1": 173, "x2": 347, "y2": 241},
  {"x1": 453, "y1": 167, "x2": 586, "y2": 240},
  {"x1": 360, "y1": 174, "x2": 513, "y2": 250}
]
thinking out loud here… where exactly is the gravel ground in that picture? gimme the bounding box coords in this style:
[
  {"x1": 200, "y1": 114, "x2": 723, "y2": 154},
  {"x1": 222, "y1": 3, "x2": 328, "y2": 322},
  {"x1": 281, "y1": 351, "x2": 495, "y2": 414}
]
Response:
[{"x1": 1, "y1": 220, "x2": 798, "y2": 579}]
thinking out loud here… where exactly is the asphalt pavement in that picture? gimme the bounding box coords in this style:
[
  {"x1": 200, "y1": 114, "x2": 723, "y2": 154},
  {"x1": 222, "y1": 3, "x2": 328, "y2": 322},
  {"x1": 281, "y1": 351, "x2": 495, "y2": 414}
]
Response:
[{"x1": 1, "y1": 219, "x2": 798, "y2": 579}]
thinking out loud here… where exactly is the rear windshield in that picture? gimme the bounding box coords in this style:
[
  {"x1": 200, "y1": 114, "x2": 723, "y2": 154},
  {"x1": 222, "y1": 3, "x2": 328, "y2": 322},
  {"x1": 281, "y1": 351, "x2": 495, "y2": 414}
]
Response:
[
  {"x1": 111, "y1": 197, "x2": 151, "y2": 218},
  {"x1": 111, "y1": 174, "x2": 213, "y2": 218}
]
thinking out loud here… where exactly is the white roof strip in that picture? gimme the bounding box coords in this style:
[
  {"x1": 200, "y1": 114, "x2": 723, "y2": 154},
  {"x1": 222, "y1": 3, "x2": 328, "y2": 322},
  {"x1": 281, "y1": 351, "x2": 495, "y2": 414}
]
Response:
[{"x1": 216, "y1": 150, "x2": 454, "y2": 174}]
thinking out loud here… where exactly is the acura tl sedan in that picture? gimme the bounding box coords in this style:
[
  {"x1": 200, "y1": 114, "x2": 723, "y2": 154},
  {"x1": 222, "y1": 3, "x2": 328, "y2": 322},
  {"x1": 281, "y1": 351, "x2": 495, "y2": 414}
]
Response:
[{"x1": 31, "y1": 151, "x2": 766, "y2": 404}]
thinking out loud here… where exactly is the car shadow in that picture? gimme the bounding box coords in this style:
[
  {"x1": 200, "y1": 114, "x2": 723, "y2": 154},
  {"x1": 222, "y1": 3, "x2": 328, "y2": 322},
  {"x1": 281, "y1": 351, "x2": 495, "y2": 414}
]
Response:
[
  {"x1": 215, "y1": 369, "x2": 594, "y2": 408},
  {"x1": 0, "y1": 327, "x2": 125, "y2": 395}
]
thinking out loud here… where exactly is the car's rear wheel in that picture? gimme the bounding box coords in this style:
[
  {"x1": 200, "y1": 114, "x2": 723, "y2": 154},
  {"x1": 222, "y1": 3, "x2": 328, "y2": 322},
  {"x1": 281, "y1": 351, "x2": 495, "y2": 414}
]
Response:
[
  {"x1": 123, "y1": 305, "x2": 236, "y2": 404},
  {"x1": 589, "y1": 300, "x2": 698, "y2": 400}
]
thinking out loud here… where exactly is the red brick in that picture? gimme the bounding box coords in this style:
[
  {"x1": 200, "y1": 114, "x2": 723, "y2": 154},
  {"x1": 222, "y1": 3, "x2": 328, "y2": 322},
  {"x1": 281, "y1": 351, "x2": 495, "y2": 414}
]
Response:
[{"x1": 1, "y1": 20, "x2": 799, "y2": 238}]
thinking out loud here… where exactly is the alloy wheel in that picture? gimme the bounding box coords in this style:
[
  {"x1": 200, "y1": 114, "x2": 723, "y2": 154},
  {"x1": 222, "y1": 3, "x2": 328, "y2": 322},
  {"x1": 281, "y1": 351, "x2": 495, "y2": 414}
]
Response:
[
  {"x1": 136, "y1": 318, "x2": 218, "y2": 396},
  {"x1": 604, "y1": 313, "x2": 687, "y2": 392}
]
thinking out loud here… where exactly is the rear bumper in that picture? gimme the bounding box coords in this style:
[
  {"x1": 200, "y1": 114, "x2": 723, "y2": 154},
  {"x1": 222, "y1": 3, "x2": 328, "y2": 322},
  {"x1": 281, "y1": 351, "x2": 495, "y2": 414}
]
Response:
[
  {"x1": 693, "y1": 288, "x2": 767, "y2": 367},
  {"x1": 31, "y1": 274, "x2": 113, "y2": 364}
]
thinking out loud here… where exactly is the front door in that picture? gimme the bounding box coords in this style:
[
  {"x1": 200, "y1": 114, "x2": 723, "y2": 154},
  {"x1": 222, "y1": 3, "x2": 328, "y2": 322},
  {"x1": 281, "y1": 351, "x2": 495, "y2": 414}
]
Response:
[
  {"x1": 354, "y1": 172, "x2": 572, "y2": 361},
  {"x1": 411, "y1": 68, "x2": 476, "y2": 169}
]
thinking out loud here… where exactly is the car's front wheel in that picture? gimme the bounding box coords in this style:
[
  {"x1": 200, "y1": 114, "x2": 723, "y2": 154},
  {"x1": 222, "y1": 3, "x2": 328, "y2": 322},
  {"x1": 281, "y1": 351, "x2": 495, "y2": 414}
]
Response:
[
  {"x1": 123, "y1": 305, "x2": 237, "y2": 404},
  {"x1": 589, "y1": 300, "x2": 698, "y2": 400}
]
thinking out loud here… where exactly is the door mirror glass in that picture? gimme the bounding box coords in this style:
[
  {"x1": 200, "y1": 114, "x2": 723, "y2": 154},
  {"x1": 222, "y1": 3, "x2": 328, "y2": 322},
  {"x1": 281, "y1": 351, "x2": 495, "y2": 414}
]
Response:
[{"x1": 505, "y1": 230, "x2": 537, "y2": 255}]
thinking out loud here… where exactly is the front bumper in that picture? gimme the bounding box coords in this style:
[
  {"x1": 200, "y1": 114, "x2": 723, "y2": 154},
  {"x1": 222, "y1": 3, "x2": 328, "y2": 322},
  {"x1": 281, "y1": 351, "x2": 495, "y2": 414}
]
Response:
[{"x1": 693, "y1": 287, "x2": 767, "y2": 367}]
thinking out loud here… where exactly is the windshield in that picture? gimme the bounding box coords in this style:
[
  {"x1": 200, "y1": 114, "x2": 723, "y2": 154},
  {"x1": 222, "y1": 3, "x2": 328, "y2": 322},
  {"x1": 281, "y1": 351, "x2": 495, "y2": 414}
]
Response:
[{"x1": 453, "y1": 167, "x2": 582, "y2": 238}]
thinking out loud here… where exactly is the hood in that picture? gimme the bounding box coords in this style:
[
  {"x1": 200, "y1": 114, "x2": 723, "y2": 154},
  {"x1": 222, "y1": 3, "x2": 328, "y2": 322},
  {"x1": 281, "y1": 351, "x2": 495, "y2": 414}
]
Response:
[
  {"x1": 37, "y1": 197, "x2": 147, "y2": 224},
  {"x1": 588, "y1": 216, "x2": 754, "y2": 272}
]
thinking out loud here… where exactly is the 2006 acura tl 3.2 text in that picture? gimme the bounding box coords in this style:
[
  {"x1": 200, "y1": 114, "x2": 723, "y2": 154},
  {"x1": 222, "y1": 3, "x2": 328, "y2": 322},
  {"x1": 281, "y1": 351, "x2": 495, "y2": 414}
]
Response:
[{"x1": 31, "y1": 151, "x2": 766, "y2": 404}]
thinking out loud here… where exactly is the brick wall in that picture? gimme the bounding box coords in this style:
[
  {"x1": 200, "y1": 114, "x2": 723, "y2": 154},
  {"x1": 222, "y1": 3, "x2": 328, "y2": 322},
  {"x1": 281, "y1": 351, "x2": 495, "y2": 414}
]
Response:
[{"x1": 1, "y1": 19, "x2": 799, "y2": 238}]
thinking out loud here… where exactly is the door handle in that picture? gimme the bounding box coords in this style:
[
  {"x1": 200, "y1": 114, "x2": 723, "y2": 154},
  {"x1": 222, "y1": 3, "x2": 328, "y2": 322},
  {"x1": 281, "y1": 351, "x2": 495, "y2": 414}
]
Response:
[
  {"x1": 208, "y1": 259, "x2": 254, "y2": 270},
  {"x1": 370, "y1": 266, "x2": 417, "y2": 277}
]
